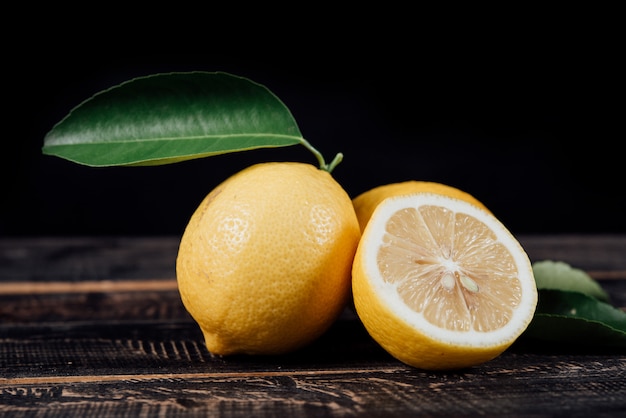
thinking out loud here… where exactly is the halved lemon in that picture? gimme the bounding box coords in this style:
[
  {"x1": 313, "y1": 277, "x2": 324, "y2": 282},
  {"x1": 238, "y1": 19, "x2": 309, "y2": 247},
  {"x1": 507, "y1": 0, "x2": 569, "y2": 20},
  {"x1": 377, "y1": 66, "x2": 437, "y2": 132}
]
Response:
[{"x1": 352, "y1": 193, "x2": 537, "y2": 370}]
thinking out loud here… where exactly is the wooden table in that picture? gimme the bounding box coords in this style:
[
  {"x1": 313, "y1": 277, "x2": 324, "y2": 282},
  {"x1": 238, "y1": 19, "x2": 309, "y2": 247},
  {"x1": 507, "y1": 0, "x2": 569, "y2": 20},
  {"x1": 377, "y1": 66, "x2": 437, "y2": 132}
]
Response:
[{"x1": 1, "y1": 235, "x2": 625, "y2": 417}]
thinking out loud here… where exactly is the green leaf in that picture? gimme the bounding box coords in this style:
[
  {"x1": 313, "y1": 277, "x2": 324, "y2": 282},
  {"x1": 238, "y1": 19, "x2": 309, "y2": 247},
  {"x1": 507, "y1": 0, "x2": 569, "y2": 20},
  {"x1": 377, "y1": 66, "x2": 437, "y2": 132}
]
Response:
[
  {"x1": 42, "y1": 72, "x2": 304, "y2": 167},
  {"x1": 532, "y1": 260, "x2": 609, "y2": 302},
  {"x1": 523, "y1": 289, "x2": 626, "y2": 347}
]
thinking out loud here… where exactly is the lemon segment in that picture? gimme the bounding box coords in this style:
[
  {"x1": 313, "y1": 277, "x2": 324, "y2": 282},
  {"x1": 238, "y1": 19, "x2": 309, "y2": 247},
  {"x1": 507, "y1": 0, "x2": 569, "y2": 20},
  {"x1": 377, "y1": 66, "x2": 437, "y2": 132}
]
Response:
[{"x1": 352, "y1": 193, "x2": 537, "y2": 370}]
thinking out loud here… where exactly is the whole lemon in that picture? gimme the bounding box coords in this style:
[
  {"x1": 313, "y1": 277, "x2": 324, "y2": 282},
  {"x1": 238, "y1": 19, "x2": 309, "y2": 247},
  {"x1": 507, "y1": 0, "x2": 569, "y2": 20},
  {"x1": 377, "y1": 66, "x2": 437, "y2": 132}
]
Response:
[{"x1": 176, "y1": 162, "x2": 361, "y2": 356}]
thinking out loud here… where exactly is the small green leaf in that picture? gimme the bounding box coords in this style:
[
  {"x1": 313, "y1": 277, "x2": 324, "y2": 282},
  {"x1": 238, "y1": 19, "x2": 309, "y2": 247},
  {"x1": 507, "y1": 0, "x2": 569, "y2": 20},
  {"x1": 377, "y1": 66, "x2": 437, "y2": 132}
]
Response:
[
  {"x1": 42, "y1": 72, "x2": 304, "y2": 167},
  {"x1": 523, "y1": 289, "x2": 626, "y2": 347},
  {"x1": 532, "y1": 260, "x2": 609, "y2": 302}
]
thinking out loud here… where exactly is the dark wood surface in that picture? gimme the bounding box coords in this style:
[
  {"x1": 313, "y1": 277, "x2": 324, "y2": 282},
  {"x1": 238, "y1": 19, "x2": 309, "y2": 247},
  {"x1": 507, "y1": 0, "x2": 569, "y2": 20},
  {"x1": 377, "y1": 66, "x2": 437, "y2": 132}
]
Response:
[{"x1": 1, "y1": 235, "x2": 625, "y2": 417}]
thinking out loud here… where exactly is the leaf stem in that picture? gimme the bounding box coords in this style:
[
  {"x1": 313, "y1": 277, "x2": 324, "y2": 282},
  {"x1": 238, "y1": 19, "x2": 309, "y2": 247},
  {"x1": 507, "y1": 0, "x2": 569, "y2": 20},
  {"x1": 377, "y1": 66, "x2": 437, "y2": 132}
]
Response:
[{"x1": 299, "y1": 138, "x2": 343, "y2": 173}]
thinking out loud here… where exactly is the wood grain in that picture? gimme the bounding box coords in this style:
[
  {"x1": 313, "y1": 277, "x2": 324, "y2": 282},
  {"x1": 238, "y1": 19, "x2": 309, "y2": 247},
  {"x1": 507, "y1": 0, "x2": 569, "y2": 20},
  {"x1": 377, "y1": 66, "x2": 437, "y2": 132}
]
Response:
[{"x1": 1, "y1": 236, "x2": 625, "y2": 417}]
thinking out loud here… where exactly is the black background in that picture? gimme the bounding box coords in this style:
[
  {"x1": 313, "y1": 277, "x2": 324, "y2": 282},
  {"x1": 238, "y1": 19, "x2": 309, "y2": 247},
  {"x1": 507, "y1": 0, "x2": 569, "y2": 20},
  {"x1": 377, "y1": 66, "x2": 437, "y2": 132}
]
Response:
[{"x1": 3, "y1": 15, "x2": 622, "y2": 237}]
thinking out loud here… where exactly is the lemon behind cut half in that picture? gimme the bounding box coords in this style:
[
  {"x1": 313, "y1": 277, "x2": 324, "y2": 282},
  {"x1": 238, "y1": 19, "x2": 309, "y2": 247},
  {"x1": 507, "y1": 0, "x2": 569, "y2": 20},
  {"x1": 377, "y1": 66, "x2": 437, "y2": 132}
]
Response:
[
  {"x1": 352, "y1": 180, "x2": 490, "y2": 232},
  {"x1": 352, "y1": 193, "x2": 537, "y2": 370}
]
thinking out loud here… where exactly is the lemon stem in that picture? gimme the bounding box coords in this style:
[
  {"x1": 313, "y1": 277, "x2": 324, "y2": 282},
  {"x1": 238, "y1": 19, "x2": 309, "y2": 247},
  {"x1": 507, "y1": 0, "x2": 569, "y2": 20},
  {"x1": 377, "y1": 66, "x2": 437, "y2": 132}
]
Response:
[{"x1": 299, "y1": 138, "x2": 343, "y2": 173}]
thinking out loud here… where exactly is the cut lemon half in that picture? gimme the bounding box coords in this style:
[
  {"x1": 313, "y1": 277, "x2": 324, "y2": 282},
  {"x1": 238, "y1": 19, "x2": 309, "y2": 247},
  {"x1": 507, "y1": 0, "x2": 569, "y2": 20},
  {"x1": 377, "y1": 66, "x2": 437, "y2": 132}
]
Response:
[{"x1": 352, "y1": 193, "x2": 537, "y2": 370}]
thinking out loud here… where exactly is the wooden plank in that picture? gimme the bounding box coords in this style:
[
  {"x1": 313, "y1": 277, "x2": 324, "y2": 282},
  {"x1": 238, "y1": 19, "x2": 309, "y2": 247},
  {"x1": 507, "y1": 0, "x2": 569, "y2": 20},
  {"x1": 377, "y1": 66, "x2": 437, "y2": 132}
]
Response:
[
  {"x1": 0, "y1": 291, "x2": 190, "y2": 323},
  {"x1": 1, "y1": 236, "x2": 625, "y2": 417},
  {"x1": 0, "y1": 279, "x2": 178, "y2": 294},
  {"x1": 0, "y1": 237, "x2": 178, "y2": 282},
  {"x1": 2, "y1": 234, "x2": 624, "y2": 280},
  {"x1": 0, "y1": 236, "x2": 624, "y2": 326},
  {"x1": 1, "y1": 363, "x2": 624, "y2": 418},
  {"x1": 1, "y1": 287, "x2": 624, "y2": 325},
  {"x1": 518, "y1": 234, "x2": 626, "y2": 274},
  {"x1": 1, "y1": 234, "x2": 625, "y2": 279},
  {"x1": 1, "y1": 281, "x2": 624, "y2": 325},
  {"x1": 0, "y1": 317, "x2": 391, "y2": 378},
  {"x1": 1, "y1": 349, "x2": 624, "y2": 417},
  {"x1": 1, "y1": 319, "x2": 625, "y2": 417},
  {"x1": 2, "y1": 318, "x2": 624, "y2": 378}
]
